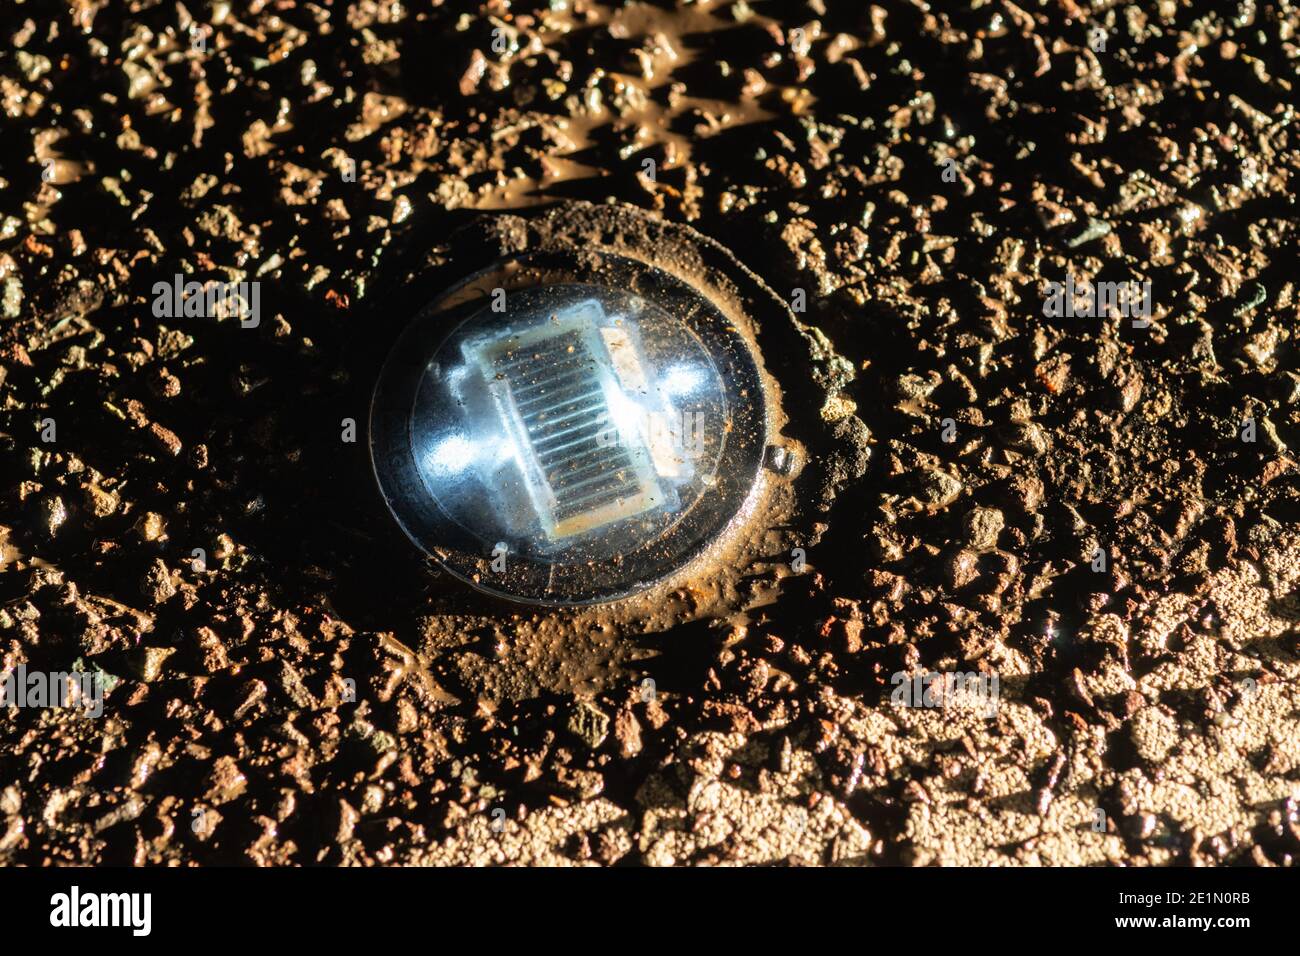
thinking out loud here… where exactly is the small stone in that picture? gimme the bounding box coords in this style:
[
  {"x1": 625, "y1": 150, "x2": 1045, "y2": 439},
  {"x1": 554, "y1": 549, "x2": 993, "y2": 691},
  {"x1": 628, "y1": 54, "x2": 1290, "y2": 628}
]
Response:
[
  {"x1": 1001, "y1": 421, "x2": 1049, "y2": 457},
  {"x1": 1065, "y1": 216, "x2": 1112, "y2": 248},
  {"x1": 204, "y1": 755, "x2": 248, "y2": 805},
  {"x1": 194, "y1": 626, "x2": 229, "y2": 674},
  {"x1": 1114, "y1": 367, "x2": 1143, "y2": 412},
  {"x1": 1259, "y1": 416, "x2": 1288, "y2": 454},
  {"x1": 920, "y1": 470, "x2": 963, "y2": 507},
  {"x1": 999, "y1": 473, "x2": 1044, "y2": 513},
  {"x1": 334, "y1": 798, "x2": 360, "y2": 842},
  {"x1": 212, "y1": 533, "x2": 235, "y2": 560},
  {"x1": 83, "y1": 482, "x2": 119, "y2": 518},
  {"x1": 135, "y1": 511, "x2": 167, "y2": 542},
  {"x1": 459, "y1": 49, "x2": 487, "y2": 96},
  {"x1": 554, "y1": 766, "x2": 605, "y2": 799},
  {"x1": 151, "y1": 367, "x2": 182, "y2": 398},
  {"x1": 962, "y1": 507, "x2": 1004, "y2": 551},
  {"x1": 1, "y1": 276, "x2": 22, "y2": 319},
  {"x1": 614, "y1": 705, "x2": 643, "y2": 757},
  {"x1": 944, "y1": 548, "x2": 980, "y2": 589},
  {"x1": 0, "y1": 786, "x2": 21, "y2": 815},
  {"x1": 567, "y1": 700, "x2": 610, "y2": 749},
  {"x1": 1260, "y1": 372, "x2": 1300, "y2": 408},
  {"x1": 868, "y1": 569, "x2": 907, "y2": 602},
  {"x1": 37, "y1": 495, "x2": 67, "y2": 536},
  {"x1": 895, "y1": 371, "x2": 940, "y2": 403},
  {"x1": 842, "y1": 617, "x2": 865, "y2": 653},
  {"x1": 130, "y1": 645, "x2": 177, "y2": 682},
  {"x1": 276, "y1": 660, "x2": 317, "y2": 709},
  {"x1": 140, "y1": 558, "x2": 177, "y2": 605},
  {"x1": 148, "y1": 422, "x2": 183, "y2": 456}
]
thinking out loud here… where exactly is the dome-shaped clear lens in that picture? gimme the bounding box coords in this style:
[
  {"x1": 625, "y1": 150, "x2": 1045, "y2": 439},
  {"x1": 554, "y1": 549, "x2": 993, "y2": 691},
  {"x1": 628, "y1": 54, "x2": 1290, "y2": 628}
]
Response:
[
  {"x1": 370, "y1": 252, "x2": 769, "y2": 606},
  {"x1": 412, "y1": 284, "x2": 725, "y2": 563}
]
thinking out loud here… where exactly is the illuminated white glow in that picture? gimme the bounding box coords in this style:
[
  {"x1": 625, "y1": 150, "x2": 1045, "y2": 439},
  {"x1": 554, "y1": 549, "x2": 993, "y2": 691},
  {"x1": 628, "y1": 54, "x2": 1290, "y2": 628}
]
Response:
[
  {"x1": 604, "y1": 387, "x2": 643, "y2": 440},
  {"x1": 426, "y1": 433, "x2": 475, "y2": 475},
  {"x1": 492, "y1": 435, "x2": 515, "y2": 465},
  {"x1": 659, "y1": 364, "x2": 705, "y2": 398}
]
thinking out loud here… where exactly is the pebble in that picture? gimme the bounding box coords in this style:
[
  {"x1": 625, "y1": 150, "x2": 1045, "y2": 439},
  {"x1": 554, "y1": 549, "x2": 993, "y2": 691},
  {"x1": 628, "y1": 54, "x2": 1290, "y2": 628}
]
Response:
[
  {"x1": 147, "y1": 422, "x2": 183, "y2": 457},
  {"x1": 944, "y1": 548, "x2": 980, "y2": 589},
  {"x1": 37, "y1": 495, "x2": 67, "y2": 536},
  {"x1": 83, "y1": 482, "x2": 119, "y2": 517},
  {"x1": 920, "y1": 469, "x2": 964, "y2": 507},
  {"x1": 140, "y1": 558, "x2": 177, "y2": 605},
  {"x1": 962, "y1": 507, "x2": 1004, "y2": 551},
  {"x1": 567, "y1": 701, "x2": 610, "y2": 749}
]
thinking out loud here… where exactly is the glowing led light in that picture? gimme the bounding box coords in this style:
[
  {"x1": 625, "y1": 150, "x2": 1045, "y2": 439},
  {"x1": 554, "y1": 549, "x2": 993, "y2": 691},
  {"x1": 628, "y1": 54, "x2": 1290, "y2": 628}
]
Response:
[
  {"x1": 659, "y1": 364, "x2": 706, "y2": 398},
  {"x1": 425, "y1": 434, "x2": 475, "y2": 476}
]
